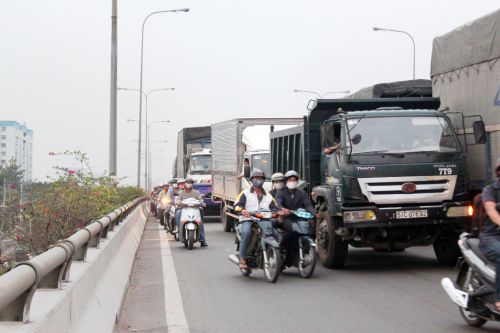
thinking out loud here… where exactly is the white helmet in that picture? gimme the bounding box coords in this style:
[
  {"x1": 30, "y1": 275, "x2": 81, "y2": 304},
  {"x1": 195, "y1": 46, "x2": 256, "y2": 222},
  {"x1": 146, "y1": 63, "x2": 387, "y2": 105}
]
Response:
[{"x1": 271, "y1": 172, "x2": 285, "y2": 182}]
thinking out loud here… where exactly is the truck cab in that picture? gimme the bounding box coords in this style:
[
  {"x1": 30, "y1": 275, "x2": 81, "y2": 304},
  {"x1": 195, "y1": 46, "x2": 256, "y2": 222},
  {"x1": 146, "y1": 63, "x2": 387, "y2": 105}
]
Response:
[
  {"x1": 271, "y1": 97, "x2": 486, "y2": 268},
  {"x1": 186, "y1": 148, "x2": 212, "y2": 183}
]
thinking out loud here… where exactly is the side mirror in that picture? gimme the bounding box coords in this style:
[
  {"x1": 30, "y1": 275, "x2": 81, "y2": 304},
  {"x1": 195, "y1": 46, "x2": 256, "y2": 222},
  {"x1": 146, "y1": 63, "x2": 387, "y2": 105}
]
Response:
[
  {"x1": 472, "y1": 121, "x2": 486, "y2": 144},
  {"x1": 351, "y1": 134, "x2": 362, "y2": 145}
]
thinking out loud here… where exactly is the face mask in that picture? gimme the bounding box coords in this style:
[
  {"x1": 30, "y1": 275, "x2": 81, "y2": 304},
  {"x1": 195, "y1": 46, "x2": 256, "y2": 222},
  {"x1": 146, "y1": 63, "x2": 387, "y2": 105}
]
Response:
[
  {"x1": 173, "y1": 184, "x2": 178, "y2": 189},
  {"x1": 252, "y1": 179, "x2": 264, "y2": 188},
  {"x1": 274, "y1": 182, "x2": 284, "y2": 190},
  {"x1": 185, "y1": 183, "x2": 193, "y2": 189},
  {"x1": 287, "y1": 181, "x2": 298, "y2": 190}
]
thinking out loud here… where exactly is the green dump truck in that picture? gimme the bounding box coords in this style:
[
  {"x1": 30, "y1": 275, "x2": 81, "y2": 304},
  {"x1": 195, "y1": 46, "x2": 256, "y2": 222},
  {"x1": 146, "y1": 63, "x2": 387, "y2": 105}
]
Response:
[{"x1": 271, "y1": 92, "x2": 486, "y2": 268}]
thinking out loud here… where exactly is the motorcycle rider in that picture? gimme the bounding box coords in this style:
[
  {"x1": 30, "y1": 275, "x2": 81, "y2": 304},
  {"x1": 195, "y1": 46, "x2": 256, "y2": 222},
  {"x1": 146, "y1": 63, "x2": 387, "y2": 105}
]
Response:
[
  {"x1": 175, "y1": 177, "x2": 208, "y2": 247},
  {"x1": 157, "y1": 183, "x2": 170, "y2": 224},
  {"x1": 479, "y1": 157, "x2": 500, "y2": 311},
  {"x1": 276, "y1": 170, "x2": 316, "y2": 267},
  {"x1": 269, "y1": 172, "x2": 285, "y2": 198},
  {"x1": 234, "y1": 169, "x2": 279, "y2": 269}
]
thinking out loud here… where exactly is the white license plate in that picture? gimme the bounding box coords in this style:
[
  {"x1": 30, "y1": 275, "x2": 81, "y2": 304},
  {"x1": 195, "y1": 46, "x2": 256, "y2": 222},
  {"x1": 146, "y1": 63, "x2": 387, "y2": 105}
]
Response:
[{"x1": 395, "y1": 210, "x2": 428, "y2": 219}]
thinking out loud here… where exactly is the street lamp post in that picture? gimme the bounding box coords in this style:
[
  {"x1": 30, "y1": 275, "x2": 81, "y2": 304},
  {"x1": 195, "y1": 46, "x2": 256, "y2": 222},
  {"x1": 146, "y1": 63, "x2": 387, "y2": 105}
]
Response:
[
  {"x1": 149, "y1": 140, "x2": 168, "y2": 190},
  {"x1": 147, "y1": 121, "x2": 169, "y2": 190},
  {"x1": 127, "y1": 119, "x2": 170, "y2": 190},
  {"x1": 136, "y1": 8, "x2": 189, "y2": 188},
  {"x1": 293, "y1": 89, "x2": 351, "y2": 99},
  {"x1": 373, "y1": 27, "x2": 416, "y2": 80},
  {"x1": 119, "y1": 87, "x2": 173, "y2": 188}
]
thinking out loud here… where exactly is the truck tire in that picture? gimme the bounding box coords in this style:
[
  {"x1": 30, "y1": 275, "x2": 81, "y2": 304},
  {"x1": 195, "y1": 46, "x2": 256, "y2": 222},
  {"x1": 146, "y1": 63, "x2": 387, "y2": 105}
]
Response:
[
  {"x1": 433, "y1": 231, "x2": 460, "y2": 266},
  {"x1": 221, "y1": 204, "x2": 234, "y2": 232},
  {"x1": 316, "y1": 207, "x2": 348, "y2": 268}
]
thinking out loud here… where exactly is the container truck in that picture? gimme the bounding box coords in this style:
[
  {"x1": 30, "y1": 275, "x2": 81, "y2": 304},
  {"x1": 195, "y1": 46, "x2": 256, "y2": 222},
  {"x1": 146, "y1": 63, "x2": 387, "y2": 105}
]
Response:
[
  {"x1": 431, "y1": 8, "x2": 500, "y2": 190},
  {"x1": 271, "y1": 89, "x2": 486, "y2": 268},
  {"x1": 211, "y1": 118, "x2": 302, "y2": 232},
  {"x1": 174, "y1": 126, "x2": 219, "y2": 217}
]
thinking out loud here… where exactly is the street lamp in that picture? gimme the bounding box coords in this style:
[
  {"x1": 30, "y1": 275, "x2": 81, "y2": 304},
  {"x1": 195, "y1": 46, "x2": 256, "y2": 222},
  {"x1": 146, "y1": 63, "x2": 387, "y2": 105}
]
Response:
[
  {"x1": 136, "y1": 8, "x2": 189, "y2": 189},
  {"x1": 126, "y1": 119, "x2": 170, "y2": 189},
  {"x1": 293, "y1": 89, "x2": 351, "y2": 99},
  {"x1": 373, "y1": 27, "x2": 416, "y2": 80},
  {"x1": 119, "y1": 87, "x2": 174, "y2": 188},
  {"x1": 149, "y1": 140, "x2": 168, "y2": 190},
  {"x1": 147, "y1": 121, "x2": 169, "y2": 190}
]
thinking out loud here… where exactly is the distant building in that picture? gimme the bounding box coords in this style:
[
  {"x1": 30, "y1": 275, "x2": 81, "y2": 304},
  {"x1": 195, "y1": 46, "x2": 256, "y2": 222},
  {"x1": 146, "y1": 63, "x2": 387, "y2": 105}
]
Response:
[{"x1": 0, "y1": 121, "x2": 33, "y2": 182}]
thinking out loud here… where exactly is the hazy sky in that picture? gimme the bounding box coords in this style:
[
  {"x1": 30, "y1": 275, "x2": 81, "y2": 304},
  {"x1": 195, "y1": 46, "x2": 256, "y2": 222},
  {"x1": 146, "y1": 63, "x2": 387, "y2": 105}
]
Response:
[{"x1": 1, "y1": 1, "x2": 498, "y2": 185}]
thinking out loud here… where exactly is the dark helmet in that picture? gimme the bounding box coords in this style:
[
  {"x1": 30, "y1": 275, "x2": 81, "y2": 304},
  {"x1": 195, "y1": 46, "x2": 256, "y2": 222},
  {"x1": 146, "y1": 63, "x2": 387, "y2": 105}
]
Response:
[
  {"x1": 284, "y1": 170, "x2": 299, "y2": 180},
  {"x1": 250, "y1": 169, "x2": 265, "y2": 179}
]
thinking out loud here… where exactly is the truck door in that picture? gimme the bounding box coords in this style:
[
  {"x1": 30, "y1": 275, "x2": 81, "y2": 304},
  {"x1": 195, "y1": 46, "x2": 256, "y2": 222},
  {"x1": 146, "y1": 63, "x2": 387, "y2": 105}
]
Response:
[{"x1": 320, "y1": 121, "x2": 342, "y2": 183}]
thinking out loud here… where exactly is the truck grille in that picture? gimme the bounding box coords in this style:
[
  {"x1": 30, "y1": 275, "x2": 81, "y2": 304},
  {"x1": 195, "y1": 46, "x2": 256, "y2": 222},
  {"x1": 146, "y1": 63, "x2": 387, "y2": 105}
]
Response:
[{"x1": 358, "y1": 176, "x2": 457, "y2": 205}]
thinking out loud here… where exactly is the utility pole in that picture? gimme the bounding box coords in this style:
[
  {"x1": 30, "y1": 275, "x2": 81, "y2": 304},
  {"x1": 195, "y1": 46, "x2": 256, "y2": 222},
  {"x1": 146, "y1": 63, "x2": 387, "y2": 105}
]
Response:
[{"x1": 109, "y1": 0, "x2": 118, "y2": 176}]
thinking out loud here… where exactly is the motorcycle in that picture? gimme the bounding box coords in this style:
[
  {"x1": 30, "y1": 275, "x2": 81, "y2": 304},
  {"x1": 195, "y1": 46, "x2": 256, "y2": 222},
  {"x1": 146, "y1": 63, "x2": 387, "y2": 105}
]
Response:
[
  {"x1": 279, "y1": 209, "x2": 317, "y2": 278},
  {"x1": 179, "y1": 197, "x2": 203, "y2": 250},
  {"x1": 441, "y1": 205, "x2": 500, "y2": 328},
  {"x1": 167, "y1": 204, "x2": 179, "y2": 240},
  {"x1": 228, "y1": 210, "x2": 282, "y2": 283},
  {"x1": 158, "y1": 196, "x2": 171, "y2": 226}
]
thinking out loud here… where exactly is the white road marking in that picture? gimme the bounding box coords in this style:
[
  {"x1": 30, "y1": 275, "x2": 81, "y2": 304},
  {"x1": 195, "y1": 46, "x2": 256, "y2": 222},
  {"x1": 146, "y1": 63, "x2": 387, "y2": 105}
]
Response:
[{"x1": 159, "y1": 226, "x2": 190, "y2": 333}]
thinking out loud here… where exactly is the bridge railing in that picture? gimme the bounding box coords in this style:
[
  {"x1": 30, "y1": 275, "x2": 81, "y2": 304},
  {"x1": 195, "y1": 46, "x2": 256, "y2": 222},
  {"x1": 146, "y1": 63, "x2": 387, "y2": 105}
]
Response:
[{"x1": 0, "y1": 197, "x2": 147, "y2": 323}]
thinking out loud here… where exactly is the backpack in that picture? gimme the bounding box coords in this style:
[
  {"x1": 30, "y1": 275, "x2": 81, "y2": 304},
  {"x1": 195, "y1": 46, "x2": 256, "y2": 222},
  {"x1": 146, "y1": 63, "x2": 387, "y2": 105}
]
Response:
[{"x1": 472, "y1": 184, "x2": 500, "y2": 234}]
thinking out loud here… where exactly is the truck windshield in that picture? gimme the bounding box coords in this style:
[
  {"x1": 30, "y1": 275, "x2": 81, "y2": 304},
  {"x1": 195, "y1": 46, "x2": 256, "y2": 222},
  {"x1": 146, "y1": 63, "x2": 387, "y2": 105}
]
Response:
[
  {"x1": 189, "y1": 155, "x2": 212, "y2": 174},
  {"x1": 346, "y1": 116, "x2": 460, "y2": 154},
  {"x1": 251, "y1": 153, "x2": 271, "y2": 179}
]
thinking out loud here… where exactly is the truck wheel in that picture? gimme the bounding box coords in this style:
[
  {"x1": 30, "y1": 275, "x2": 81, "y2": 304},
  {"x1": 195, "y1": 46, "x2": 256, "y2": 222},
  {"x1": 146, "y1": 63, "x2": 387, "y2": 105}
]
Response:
[
  {"x1": 221, "y1": 205, "x2": 233, "y2": 232},
  {"x1": 316, "y1": 207, "x2": 348, "y2": 269},
  {"x1": 433, "y1": 232, "x2": 460, "y2": 266}
]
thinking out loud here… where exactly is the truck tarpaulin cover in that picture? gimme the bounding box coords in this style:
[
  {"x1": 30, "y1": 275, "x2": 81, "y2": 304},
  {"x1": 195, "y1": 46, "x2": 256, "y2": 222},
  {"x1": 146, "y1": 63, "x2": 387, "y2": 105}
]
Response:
[
  {"x1": 346, "y1": 80, "x2": 432, "y2": 99},
  {"x1": 431, "y1": 9, "x2": 500, "y2": 76},
  {"x1": 183, "y1": 126, "x2": 211, "y2": 141}
]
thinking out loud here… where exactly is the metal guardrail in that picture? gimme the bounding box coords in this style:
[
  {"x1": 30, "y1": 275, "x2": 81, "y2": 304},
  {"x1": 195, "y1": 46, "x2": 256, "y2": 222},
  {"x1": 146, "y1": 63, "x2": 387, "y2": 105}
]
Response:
[{"x1": 0, "y1": 197, "x2": 147, "y2": 323}]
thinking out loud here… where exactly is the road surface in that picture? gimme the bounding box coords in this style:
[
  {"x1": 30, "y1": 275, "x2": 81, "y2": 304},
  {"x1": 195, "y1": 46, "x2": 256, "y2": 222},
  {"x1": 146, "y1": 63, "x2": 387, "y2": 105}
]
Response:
[{"x1": 117, "y1": 217, "x2": 500, "y2": 332}]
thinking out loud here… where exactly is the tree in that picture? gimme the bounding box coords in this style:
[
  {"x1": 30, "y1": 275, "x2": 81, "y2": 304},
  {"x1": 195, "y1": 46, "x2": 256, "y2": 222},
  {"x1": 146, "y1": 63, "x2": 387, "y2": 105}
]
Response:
[{"x1": 0, "y1": 159, "x2": 24, "y2": 186}]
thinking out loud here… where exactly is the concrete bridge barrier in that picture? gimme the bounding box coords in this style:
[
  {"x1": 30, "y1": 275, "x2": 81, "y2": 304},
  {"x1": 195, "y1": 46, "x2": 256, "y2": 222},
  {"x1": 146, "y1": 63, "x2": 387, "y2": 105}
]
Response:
[{"x1": 0, "y1": 198, "x2": 149, "y2": 333}]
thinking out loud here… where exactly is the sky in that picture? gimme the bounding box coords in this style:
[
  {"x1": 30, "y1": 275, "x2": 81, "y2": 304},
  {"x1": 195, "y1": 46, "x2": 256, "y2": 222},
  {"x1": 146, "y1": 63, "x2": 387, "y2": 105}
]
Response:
[{"x1": 0, "y1": 1, "x2": 499, "y2": 186}]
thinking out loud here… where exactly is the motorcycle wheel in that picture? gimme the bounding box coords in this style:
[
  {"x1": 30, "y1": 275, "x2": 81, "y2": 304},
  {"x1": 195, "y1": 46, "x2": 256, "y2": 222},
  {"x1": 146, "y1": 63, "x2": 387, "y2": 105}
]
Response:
[
  {"x1": 174, "y1": 225, "x2": 179, "y2": 241},
  {"x1": 263, "y1": 246, "x2": 281, "y2": 283},
  {"x1": 298, "y1": 242, "x2": 317, "y2": 279},
  {"x1": 457, "y1": 265, "x2": 487, "y2": 327},
  {"x1": 188, "y1": 230, "x2": 195, "y2": 250},
  {"x1": 159, "y1": 212, "x2": 165, "y2": 226}
]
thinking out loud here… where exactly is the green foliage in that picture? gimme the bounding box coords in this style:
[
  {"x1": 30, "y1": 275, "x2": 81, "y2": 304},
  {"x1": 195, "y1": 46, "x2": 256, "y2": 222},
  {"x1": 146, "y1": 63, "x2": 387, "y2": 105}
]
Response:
[
  {"x1": 0, "y1": 151, "x2": 144, "y2": 268},
  {"x1": 0, "y1": 159, "x2": 24, "y2": 185}
]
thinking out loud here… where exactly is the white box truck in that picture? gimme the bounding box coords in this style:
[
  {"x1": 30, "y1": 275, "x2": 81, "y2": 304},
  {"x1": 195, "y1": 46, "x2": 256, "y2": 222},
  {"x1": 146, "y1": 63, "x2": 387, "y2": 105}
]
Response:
[{"x1": 211, "y1": 118, "x2": 302, "y2": 231}]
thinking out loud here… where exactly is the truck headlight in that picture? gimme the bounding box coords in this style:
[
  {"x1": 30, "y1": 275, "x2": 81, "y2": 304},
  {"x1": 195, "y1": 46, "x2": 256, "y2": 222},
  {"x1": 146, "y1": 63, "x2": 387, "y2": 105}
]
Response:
[
  {"x1": 343, "y1": 210, "x2": 377, "y2": 222},
  {"x1": 446, "y1": 206, "x2": 473, "y2": 217}
]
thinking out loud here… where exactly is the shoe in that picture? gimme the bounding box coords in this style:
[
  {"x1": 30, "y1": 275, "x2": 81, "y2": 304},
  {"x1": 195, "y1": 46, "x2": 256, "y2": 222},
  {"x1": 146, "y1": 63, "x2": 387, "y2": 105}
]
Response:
[{"x1": 200, "y1": 241, "x2": 208, "y2": 247}]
